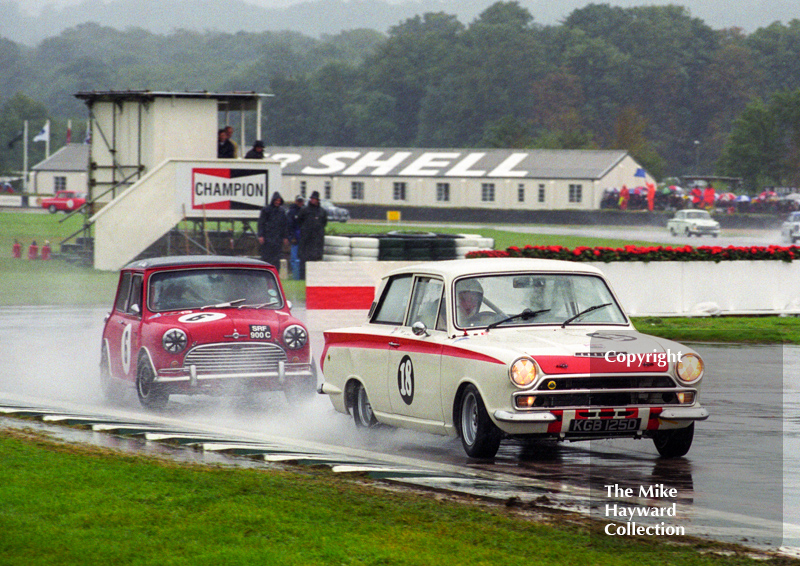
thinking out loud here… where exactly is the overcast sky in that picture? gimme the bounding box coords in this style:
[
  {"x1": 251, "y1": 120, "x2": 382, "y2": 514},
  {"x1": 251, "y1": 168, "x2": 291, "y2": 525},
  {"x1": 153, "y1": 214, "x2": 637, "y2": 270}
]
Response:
[{"x1": 10, "y1": 0, "x2": 800, "y2": 32}]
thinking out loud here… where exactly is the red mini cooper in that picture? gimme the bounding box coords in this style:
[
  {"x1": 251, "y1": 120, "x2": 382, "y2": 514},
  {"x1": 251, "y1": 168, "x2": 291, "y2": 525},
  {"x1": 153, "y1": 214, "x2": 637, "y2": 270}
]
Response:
[{"x1": 100, "y1": 255, "x2": 315, "y2": 409}]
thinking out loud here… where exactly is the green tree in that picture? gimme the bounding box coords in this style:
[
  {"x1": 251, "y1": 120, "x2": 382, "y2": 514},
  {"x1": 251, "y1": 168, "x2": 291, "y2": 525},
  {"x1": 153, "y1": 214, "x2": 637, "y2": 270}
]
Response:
[{"x1": 0, "y1": 94, "x2": 49, "y2": 178}]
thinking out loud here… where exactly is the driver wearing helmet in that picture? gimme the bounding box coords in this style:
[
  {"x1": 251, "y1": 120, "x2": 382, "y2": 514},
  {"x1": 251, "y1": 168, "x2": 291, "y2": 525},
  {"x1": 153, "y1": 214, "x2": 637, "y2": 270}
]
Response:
[{"x1": 456, "y1": 278, "x2": 484, "y2": 327}]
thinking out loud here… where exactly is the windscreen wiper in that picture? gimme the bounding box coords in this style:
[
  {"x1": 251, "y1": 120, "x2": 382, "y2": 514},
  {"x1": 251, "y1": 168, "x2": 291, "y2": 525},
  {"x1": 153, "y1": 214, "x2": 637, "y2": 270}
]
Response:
[
  {"x1": 201, "y1": 298, "x2": 246, "y2": 309},
  {"x1": 561, "y1": 303, "x2": 612, "y2": 328},
  {"x1": 486, "y1": 308, "x2": 550, "y2": 332}
]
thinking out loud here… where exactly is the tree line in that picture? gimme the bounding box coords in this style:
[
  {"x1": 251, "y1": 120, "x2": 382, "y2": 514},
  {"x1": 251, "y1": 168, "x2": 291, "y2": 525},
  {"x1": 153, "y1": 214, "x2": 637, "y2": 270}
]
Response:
[{"x1": 2, "y1": 1, "x2": 800, "y2": 192}]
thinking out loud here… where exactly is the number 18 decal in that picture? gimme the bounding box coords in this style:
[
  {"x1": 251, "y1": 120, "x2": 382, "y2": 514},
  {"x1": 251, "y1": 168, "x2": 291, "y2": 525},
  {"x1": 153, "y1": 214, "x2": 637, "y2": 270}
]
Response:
[{"x1": 397, "y1": 355, "x2": 414, "y2": 405}]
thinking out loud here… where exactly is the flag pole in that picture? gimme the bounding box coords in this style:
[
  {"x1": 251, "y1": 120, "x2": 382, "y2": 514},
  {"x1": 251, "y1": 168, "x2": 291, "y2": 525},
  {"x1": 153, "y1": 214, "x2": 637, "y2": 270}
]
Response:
[
  {"x1": 45, "y1": 119, "x2": 50, "y2": 158},
  {"x1": 23, "y1": 120, "x2": 28, "y2": 193}
]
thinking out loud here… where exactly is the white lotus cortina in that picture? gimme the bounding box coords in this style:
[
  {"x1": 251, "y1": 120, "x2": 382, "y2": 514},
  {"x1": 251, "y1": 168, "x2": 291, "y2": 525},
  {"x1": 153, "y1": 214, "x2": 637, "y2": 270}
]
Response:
[{"x1": 320, "y1": 258, "x2": 708, "y2": 459}]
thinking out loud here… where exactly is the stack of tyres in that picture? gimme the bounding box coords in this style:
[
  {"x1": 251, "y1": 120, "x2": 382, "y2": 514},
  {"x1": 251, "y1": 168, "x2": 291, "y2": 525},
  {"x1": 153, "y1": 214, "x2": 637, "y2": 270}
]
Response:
[
  {"x1": 323, "y1": 235, "x2": 351, "y2": 261},
  {"x1": 432, "y1": 235, "x2": 458, "y2": 260},
  {"x1": 402, "y1": 233, "x2": 435, "y2": 261},
  {"x1": 349, "y1": 237, "x2": 380, "y2": 261},
  {"x1": 378, "y1": 237, "x2": 406, "y2": 261}
]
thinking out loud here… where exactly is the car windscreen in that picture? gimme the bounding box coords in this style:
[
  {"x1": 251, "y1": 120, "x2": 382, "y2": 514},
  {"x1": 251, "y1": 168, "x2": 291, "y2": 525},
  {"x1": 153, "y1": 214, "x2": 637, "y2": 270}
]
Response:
[
  {"x1": 685, "y1": 211, "x2": 710, "y2": 219},
  {"x1": 148, "y1": 268, "x2": 282, "y2": 312},
  {"x1": 453, "y1": 273, "x2": 627, "y2": 329}
]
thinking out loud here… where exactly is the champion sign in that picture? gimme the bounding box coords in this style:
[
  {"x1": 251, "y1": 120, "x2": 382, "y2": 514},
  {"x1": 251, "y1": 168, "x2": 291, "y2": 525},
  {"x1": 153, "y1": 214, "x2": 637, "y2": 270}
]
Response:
[{"x1": 192, "y1": 168, "x2": 269, "y2": 210}]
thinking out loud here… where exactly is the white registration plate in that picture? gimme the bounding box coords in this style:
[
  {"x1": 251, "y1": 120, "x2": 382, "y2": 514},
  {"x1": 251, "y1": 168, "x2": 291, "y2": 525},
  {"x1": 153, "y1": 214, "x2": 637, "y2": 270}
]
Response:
[{"x1": 568, "y1": 418, "x2": 641, "y2": 433}]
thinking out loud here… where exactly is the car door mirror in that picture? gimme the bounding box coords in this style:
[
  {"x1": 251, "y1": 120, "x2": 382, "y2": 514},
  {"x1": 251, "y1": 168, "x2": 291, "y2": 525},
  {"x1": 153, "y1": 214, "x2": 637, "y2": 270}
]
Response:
[
  {"x1": 130, "y1": 303, "x2": 140, "y2": 315},
  {"x1": 411, "y1": 321, "x2": 429, "y2": 337}
]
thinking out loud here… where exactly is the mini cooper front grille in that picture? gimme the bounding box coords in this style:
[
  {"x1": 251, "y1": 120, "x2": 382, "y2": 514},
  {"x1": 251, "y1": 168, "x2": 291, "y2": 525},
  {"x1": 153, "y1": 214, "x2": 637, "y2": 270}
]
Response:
[{"x1": 183, "y1": 343, "x2": 287, "y2": 375}]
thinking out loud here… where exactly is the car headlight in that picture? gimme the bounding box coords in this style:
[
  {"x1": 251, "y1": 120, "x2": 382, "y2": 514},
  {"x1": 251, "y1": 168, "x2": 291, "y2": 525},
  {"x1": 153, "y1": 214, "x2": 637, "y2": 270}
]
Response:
[
  {"x1": 676, "y1": 353, "x2": 704, "y2": 383},
  {"x1": 162, "y1": 328, "x2": 188, "y2": 354},
  {"x1": 509, "y1": 357, "x2": 538, "y2": 388},
  {"x1": 283, "y1": 324, "x2": 308, "y2": 350}
]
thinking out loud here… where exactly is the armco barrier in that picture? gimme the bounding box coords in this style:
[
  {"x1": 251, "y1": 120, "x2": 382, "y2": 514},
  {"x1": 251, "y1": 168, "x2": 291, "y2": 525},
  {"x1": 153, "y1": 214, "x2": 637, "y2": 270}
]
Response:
[{"x1": 305, "y1": 259, "x2": 800, "y2": 330}]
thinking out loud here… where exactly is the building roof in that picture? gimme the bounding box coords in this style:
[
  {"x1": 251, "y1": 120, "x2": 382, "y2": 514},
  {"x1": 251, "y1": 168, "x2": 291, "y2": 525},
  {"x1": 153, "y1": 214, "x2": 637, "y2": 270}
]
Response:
[
  {"x1": 31, "y1": 143, "x2": 89, "y2": 172},
  {"x1": 264, "y1": 146, "x2": 630, "y2": 180},
  {"x1": 74, "y1": 90, "x2": 272, "y2": 112}
]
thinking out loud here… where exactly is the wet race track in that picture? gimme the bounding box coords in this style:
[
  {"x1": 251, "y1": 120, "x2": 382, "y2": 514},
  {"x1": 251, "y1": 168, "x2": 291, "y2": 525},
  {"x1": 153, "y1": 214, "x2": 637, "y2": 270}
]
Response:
[{"x1": 1, "y1": 305, "x2": 798, "y2": 555}]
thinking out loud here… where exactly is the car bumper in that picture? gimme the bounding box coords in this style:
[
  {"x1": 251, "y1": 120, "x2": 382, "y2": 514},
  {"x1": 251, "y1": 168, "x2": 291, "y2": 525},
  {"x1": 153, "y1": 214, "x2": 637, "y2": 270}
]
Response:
[
  {"x1": 492, "y1": 405, "x2": 708, "y2": 437},
  {"x1": 155, "y1": 361, "x2": 314, "y2": 386}
]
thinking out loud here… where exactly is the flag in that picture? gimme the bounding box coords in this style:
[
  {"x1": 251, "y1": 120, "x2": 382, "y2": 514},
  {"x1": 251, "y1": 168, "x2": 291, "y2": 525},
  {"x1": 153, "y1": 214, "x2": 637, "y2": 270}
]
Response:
[
  {"x1": 33, "y1": 122, "x2": 49, "y2": 143},
  {"x1": 7, "y1": 130, "x2": 23, "y2": 149},
  {"x1": 66, "y1": 126, "x2": 72, "y2": 144},
  {"x1": 634, "y1": 167, "x2": 646, "y2": 178}
]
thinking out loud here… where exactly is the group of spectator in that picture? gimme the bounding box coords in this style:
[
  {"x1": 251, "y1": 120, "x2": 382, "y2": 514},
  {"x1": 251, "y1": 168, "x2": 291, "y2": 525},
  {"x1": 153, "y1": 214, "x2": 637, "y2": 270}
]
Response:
[
  {"x1": 12, "y1": 239, "x2": 51, "y2": 260},
  {"x1": 257, "y1": 192, "x2": 327, "y2": 280},
  {"x1": 217, "y1": 126, "x2": 266, "y2": 160}
]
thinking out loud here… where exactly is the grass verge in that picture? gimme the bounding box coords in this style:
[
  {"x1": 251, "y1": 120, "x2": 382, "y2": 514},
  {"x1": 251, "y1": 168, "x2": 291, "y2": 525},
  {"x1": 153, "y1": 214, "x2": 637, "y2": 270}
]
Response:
[
  {"x1": 631, "y1": 316, "x2": 800, "y2": 344},
  {"x1": 0, "y1": 427, "x2": 786, "y2": 566}
]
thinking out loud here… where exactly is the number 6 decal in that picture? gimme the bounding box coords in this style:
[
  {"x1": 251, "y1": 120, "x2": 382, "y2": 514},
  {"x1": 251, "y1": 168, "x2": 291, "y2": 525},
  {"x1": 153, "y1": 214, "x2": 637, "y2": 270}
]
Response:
[{"x1": 397, "y1": 355, "x2": 414, "y2": 405}]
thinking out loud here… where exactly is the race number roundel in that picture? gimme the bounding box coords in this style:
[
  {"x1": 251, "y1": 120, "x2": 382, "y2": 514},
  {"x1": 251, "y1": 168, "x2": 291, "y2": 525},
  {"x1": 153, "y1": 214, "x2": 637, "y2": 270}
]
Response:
[
  {"x1": 178, "y1": 312, "x2": 226, "y2": 324},
  {"x1": 397, "y1": 355, "x2": 414, "y2": 405}
]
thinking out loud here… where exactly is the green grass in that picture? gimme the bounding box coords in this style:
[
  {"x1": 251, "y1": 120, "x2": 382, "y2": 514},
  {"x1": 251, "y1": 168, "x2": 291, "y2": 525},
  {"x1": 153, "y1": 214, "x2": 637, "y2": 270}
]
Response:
[
  {"x1": 632, "y1": 316, "x2": 800, "y2": 344},
  {"x1": 326, "y1": 221, "x2": 658, "y2": 250},
  {"x1": 0, "y1": 428, "x2": 782, "y2": 566}
]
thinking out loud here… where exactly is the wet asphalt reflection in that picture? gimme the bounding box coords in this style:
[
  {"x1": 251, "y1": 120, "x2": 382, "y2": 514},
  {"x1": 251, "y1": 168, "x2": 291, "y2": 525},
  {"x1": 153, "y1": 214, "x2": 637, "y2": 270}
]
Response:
[{"x1": 0, "y1": 306, "x2": 797, "y2": 551}]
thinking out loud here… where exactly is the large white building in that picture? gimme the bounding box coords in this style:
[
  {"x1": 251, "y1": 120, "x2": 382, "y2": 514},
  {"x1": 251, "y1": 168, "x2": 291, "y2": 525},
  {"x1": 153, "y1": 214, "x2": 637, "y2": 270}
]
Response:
[{"x1": 264, "y1": 146, "x2": 652, "y2": 211}]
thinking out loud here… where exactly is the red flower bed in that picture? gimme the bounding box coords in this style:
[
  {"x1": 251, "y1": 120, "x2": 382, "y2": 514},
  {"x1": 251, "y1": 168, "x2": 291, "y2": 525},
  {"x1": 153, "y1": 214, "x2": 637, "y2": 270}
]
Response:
[{"x1": 468, "y1": 244, "x2": 799, "y2": 262}]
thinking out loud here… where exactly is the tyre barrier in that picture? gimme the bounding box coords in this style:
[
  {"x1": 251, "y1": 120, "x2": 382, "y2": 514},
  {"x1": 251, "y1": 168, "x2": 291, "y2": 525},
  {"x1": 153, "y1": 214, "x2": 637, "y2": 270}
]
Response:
[{"x1": 322, "y1": 233, "x2": 493, "y2": 261}]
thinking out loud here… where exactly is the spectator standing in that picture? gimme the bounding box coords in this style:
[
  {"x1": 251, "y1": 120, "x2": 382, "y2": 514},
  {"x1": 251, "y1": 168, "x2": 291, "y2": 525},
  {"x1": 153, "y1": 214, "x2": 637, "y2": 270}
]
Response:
[
  {"x1": 245, "y1": 140, "x2": 265, "y2": 159},
  {"x1": 286, "y1": 195, "x2": 305, "y2": 279},
  {"x1": 297, "y1": 191, "x2": 327, "y2": 280},
  {"x1": 257, "y1": 192, "x2": 289, "y2": 268},
  {"x1": 41, "y1": 240, "x2": 52, "y2": 260},
  {"x1": 217, "y1": 129, "x2": 234, "y2": 159},
  {"x1": 224, "y1": 126, "x2": 239, "y2": 158},
  {"x1": 12, "y1": 239, "x2": 21, "y2": 258},
  {"x1": 27, "y1": 240, "x2": 38, "y2": 260}
]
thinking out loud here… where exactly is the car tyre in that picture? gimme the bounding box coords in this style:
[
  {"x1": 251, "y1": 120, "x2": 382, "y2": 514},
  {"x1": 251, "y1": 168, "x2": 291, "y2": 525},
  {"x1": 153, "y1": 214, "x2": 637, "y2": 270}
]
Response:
[
  {"x1": 653, "y1": 422, "x2": 694, "y2": 458},
  {"x1": 458, "y1": 384, "x2": 502, "y2": 459},
  {"x1": 48, "y1": 204, "x2": 57, "y2": 214},
  {"x1": 136, "y1": 353, "x2": 168, "y2": 410},
  {"x1": 352, "y1": 381, "x2": 378, "y2": 428},
  {"x1": 683, "y1": 227, "x2": 691, "y2": 237},
  {"x1": 669, "y1": 227, "x2": 676, "y2": 236}
]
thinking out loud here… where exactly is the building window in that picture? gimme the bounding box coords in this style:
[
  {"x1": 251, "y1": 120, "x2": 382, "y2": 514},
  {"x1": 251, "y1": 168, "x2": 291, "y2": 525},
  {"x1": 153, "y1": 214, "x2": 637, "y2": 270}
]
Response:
[
  {"x1": 569, "y1": 184, "x2": 583, "y2": 203},
  {"x1": 436, "y1": 182, "x2": 450, "y2": 202},
  {"x1": 517, "y1": 184, "x2": 525, "y2": 202},
  {"x1": 393, "y1": 182, "x2": 407, "y2": 201},
  {"x1": 324, "y1": 180, "x2": 332, "y2": 200},
  {"x1": 481, "y1": 183, "x2": 495, "y2": 202},
  {"x1": 299, "y1": 180, "x2": 307, "y2": 198},
  {"x1": 538, "y1": 184, "x2": 545, "y2": 203},
  {"x1": 54, "y1": 176, "x2": 67, "y2": 191},
  {"x1": 351, "y1": 181, "x2": 364, "y2": 200}
]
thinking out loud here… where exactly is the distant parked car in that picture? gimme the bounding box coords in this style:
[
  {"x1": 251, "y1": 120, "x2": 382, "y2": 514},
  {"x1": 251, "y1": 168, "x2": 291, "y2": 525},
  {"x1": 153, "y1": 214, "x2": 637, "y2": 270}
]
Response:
[
  {"x1": 667, "y1": 209, "x2": 720, "y2": 237},
  {"x1": 320, "y1": 258, "x2": 708, "y2": 459},
  {"x1": 40, "y1": 190, "x2": 86, "y2": 213},
  {"x1": 320, "y1": 199, "x2": 349, "y2": 222},
  {"x1": 100, "y1": 255, "x2": 316, "y2": 409},
  {"x1": 781, "y1": 211, "x2": 800, "y2": 244}
]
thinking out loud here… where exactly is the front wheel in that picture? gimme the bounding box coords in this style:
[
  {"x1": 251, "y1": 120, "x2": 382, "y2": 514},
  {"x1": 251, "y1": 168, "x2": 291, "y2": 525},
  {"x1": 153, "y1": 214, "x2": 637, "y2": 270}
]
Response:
[
  {"x1": 458, "y1": 384, "x2": 502, "y2": 459},
  {"x1": 136, "y1": 353, "x2": 168, "y2": 410},
  {"x1": 48, "y1": 204, "x2": 57, "y2": 214},
  {"x1": 653, "y1": 422, "x2": 694, "y2": 458},
  {"x1": 352, "y1": 381, "x2": 378, "y2": 428}
]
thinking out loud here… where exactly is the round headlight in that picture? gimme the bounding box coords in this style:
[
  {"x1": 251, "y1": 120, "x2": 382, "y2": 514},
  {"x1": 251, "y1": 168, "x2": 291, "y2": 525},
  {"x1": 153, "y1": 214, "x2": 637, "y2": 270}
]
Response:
[
  {"x1": 283, "y1": 324, "x2": 308, "y2": 350},
  {"x1": 162, "y1": 328, "x2": 187, "y2": 354},
  {"x1": 509, "y1": 357, "x2": 538, "y2": 388},
  {"x1": 676, "y1": 353, "x2": 704, "y2": 383}
]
